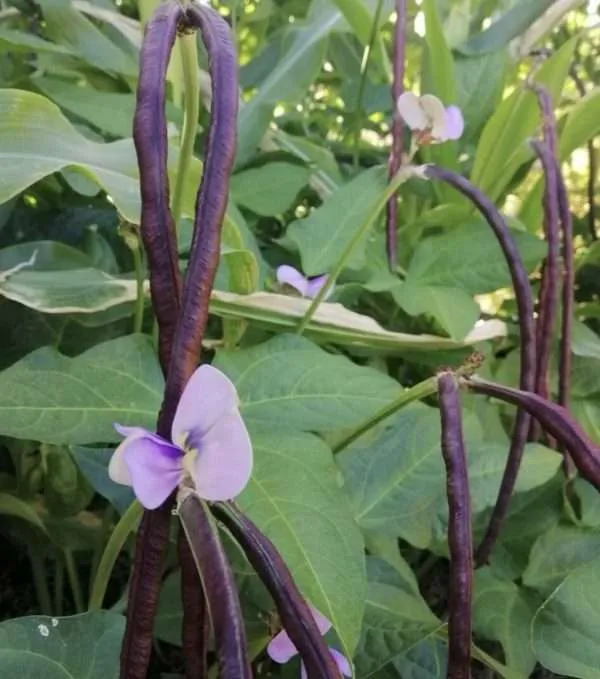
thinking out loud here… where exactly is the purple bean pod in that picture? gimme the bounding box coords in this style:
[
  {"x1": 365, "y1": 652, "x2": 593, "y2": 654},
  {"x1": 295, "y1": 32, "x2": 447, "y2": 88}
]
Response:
[
  {"x1": 213, "y1": 502, "x2": 344, "y2": 679},
  {"x1": 438, "y1": 373, "x2": 473, "y2": 679},
  {"x1": 178, "y1": 491, "x2": 252, "y2": 679},
  {"x1": 122, "y1": 4, "x2": 185, "y2": 676},
  {"x1": 385, "y1": 0, "x2": 407, "y2": 271},
  {"x1": 133, "y1": 1, "x2": 184, "y2": 375},
  {"x1": 464, "y1": 377, "x2": 600, "y2": 491},
  {"x1": 529, "y1": 138, "x2": 560, "y2": 417},
  {"x1": 423, "y1": 165, "x2": 535, "y2": 565}
]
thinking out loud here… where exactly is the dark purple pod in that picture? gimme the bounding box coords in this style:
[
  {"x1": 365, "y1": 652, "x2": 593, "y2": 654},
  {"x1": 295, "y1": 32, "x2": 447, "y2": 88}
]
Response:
[
  {"x1": 133, "y1": 0, "x2": 184, "y2": 376},
  {"x1": 178, "y1": 490, "x2": 252, "y2": 679},
  {"x1": 529, "y1": 138, "x2": 560, "y2": 415},
  {"x1": 464, "y1": 377, "x2": 600, "y2": 491},
  {"x1": 438, "y1": 373, "x2": 473, "y2": 679},
  {"x1": 423, "y1": 164, "x2": 535, "y2": 565},
  {"x1": 385, "y1": 0, "x2": 407, "y2": 271},
  {"x1": 213, "y1": 502, "x2": 343, "y2": 679}
]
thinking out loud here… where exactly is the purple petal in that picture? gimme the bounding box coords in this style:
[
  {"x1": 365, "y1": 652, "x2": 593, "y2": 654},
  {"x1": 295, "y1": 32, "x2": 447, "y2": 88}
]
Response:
[
  {"x1": 330, "y1": 648, "x2": 352, "y2": 677},
  {"x1": 309, "y1": 605, "x2": 332, "y2": 635},
  {"x1": 305, "y1": 275, "x2": 332, "y2": 300},
  {"x1": 301, "y1": 662, "x2": 308, "y2": 679},
  {"x1": 119, "y1": 433, "x2": 182, "y2": 509},
  {"x1": 267, "y1": 628, "x2": 298, "y2": 664},
  {"x1": 444, "y1": 106, "x2": 464, "y2": 141},
  {"x1": 109, "y1": 425, "x2": 178, "y2": 485},
  {"x1": 276, "y1": 264, "x2": 309, "y2": 297},
  {"x1": 171, "y1": 365, "x2": 239, "y2": 448},
  {"x1": 192, "y1": 407, "x2": 253, "y2": 501}
]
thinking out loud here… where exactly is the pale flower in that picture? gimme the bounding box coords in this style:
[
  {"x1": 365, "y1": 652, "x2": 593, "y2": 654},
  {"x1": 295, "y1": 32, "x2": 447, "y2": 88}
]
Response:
[
  {"x1": 397, "y1": 91, "x2": 464, "y2": 144},
  {"x1": 276, "y1": 265, "x2": 333, "y2": 300}
]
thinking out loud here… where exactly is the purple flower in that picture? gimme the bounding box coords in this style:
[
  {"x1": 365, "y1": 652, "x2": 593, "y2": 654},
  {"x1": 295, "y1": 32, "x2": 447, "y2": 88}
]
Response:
[
  {"x1": 397, "y1": 92, "x2": 464, "y2": 144},
  {"x1": 267, "y1": 605, "x2": 351, "y2": 678},
  {"x1": 108, "y1": 365, "x2": 253, "y2": 509},
  {"x1": 276, "y1": 265, "x2": 333, "y2": 300}
]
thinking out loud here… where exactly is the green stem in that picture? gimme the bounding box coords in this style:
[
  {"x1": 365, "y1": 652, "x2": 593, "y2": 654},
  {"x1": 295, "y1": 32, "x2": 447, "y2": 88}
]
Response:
[
  {"x1": 64, "y1": 549, "x2": 85, "y2": 614},
  {"x1": 171, "y1": 32, "x2": 200, "y2": 228},
  {"x1": 295, "y1": 165, "x2": 422, "y2": 335},
  {"x1": 88, "y1": 501, "x2": 143, "y2": 611},
  {"x1": 332, "y1": 376, "x2": 438, "y2": 453},
  {"x1": 352, "y1": 0, "x2": 385, "y2": 170},
  {"x1": 29, "y1": 545, "x2": 52, "y2": 616},
  {"x1": 54, "y1": 556, "x2": 64, "y2": 616},
  {"x1": 132, "y1": 245, "x2": 145, "y2": 334},
  {"x1": 90, "y1": 504, "x2": 116, "y2": 589}
]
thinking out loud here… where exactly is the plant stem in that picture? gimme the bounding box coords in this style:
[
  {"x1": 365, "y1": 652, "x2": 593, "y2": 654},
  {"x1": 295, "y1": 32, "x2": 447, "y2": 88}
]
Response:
[
  {"x1": 171, "y1": 32, "x2": 200, "y2": 228},
  {"x1": 64, "y1": 549, "x2": 85, "y2": 614},
  {"x1": 352, "y1": 0, "x2": 385, "y2": 170},
  {"x1": 89, "y1": 501, "x2": 143, "y2": 611},
  {"x1": 132, "y1": 245, "x2": 146, "y2": 334},
  {"x1": 29, "y1": 545, "x2": 52, "y2": 616},
  {"x1": 54, "y1": 556, "x2": 64, "y2": 616},
  {"x1": 296, "y1": 164, "x2": 422, "y2": 335},
  {"x1": 90, "y1": 504, "x2": 117, "y2": 589},
  {"x1": 332, "y1": 375, "x2": 438, "y2": 453},
  {"x1": 386, "y1": 0, "x2": 407, "y2": 271}
]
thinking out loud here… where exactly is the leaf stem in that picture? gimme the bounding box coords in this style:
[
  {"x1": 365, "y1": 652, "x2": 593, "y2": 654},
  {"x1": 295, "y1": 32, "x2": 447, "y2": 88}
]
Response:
[
  {"x1": 132, "y1": 245, "x2": 146, "y2": 334},
  {"x1": 29, "y1": 545, "x2": 52, "y2": 616},
  {"x1": 296, "y1": 165, "x2": 423, "y2": 335},
  {"x1": 352, "y1": 0, "x2": 385, "y2": 170},
  {"x1": 64, "y1": 549, "x2": 85, "y2": 614},
  {"x1": 90, "y1": 503, "x2": 117, "y2": 589},
  {"x1": 89, "y1": 501, "x2": 143, "y2": 611},
  {"x1": 332, "y1": 375, "x2": 438, "y2": 453},
  {"x1": 171, "y1": 32, "x2": 200, "y2": 228}
]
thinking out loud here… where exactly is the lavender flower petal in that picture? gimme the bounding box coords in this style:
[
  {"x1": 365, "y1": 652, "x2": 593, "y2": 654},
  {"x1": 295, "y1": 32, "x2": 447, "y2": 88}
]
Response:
[
  {"x1": 267, "y1": 629, "x2": 299, "y2": 664},
  {"x1": 109, "y1": 425, "x2": 179, "y2": 485},
  {"x1": 171, "y1": 365, "x2": 239, "y2": 447},
  {"x1": 277, "y1": 265, "x2": 309, "y2": 297},
  {"x1": 192, "y1": 408, "x2": 253, "y2": 501},
  {"x1": 120, "y1": 434, "x2": 182, "y2": 509},
  {"x1": 329, "y1": 648, "x2": 352, "y2": 677},
  {"x1": 445, "y1": 106, "x2": 464, "y2": 141},
  {"x1": 306, "y1": 275, "x2": 332, "y2": 300}
]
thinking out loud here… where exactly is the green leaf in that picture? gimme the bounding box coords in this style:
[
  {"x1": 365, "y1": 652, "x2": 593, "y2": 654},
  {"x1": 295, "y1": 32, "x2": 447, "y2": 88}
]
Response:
[
  {"x1": 231, "y1": 162, "x2": 310, "y2": 216},
  {"x1": 353, "y1": 582, "x2": 441, "y2": 678},
  {"x1": 523, "y1": 524, "x2": 600, "y2": 595},
  {"x1": 457, "y1": 0, "x2": 554, "y2": 55},
  {"x1": 406, "y1": 221, "x2": 545, "y2": 295},
  {"x1": 472, "y1": 568, "x2": 536, "y2": 676},
  {"x1": 70, "y1": 447, "x2": 134, "y2": 515},
  {"x1": 471, "y1": 36, "x2": 577, "y2": 201},
  {"x1": 214, "y1": 334, "x2": 400, "y2": 431},
  {"x1": 0, "y1": 27, "x2": 73, "y2": 54},
  {"x1": 37, "y1": 0, "x2": 138, "y2": 76},
  {"x1": 0, "y1": 492, "x2": 47, "y2": 534},
  {"x1": 390, "y1": 637, "x2": 448, "y2": 679},
  {"x1": 285, "y1": 166, "x2": 388, "y2": 275},
  {"x1": 574, "y1": 478, "x2": 600, "y2": 529},
  {"x1": 43, "y1": 444, "x2": 94, "y2": 518},
  {"x1": 532, "y1": 555, "x2": 600, "y2": 678},
  {"x1": 0, "y1": 611, "x2": 124, "y2": 679},
  {"x1": 339, "y1": 405, "x2": 560, "y2": 549},
  {"x1": 0, "y1": 335, "x2": 162, "y2": 445},
  {"x1": 238, "y1": 426, "x2": 366, "y2": 656},
  {"x1": 394, "y1": 284, "x2": 480, "y2": 341}
]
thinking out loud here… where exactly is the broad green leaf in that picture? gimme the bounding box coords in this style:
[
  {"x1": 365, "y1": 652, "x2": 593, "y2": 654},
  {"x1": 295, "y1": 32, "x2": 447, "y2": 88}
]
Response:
[
  {"x1": 43, "y1": 444, "x2": 94, "y2": 518},
  {"x1": 571, "y1": 319, "x2": 600, "y2": 360},
  {"x1": 471, "y1": 37, "x2": 577, "y2": 201},
  {"x1": 239, "y1": 426, "x2": 365, "y2": 656},
  {"x1": 532, "y1": 555, "x2": 600, "y2": 678},
  {"x1": 37, "y1": 0, "x2": 138, "y2": 76},
  {"x1": 231, "y1": 162, "x2": 310, "y2": 216},
  {"x1": 457, "y1": 0, "x2": 554, "y2": 55},
  {"x1": 390, "y1": 637, "x2": 448, "y2": 679},
  {"x1": 575, "y1": 478, "x2": 600, "y2": 529},
  {"x1": 0, "y1": 27, "x2": 73, "y2": 54},
  {"x1": 363, "y1": 536, "x2": 421, "y2": 598},
  {"x1": 214, "y1": 334, "x2": 400, "y2": 431},
  {"x1": 339, "y1": 405, "x2": 560, "y2": 549},
  {"x1": 70, "y1": 447, "x2": 134, "y2": 515},
  {"x1": 0, "y1": 611, "x2": 124, "y2": 679},
  {"x1": 405, "y1": 221, "x2": 546, "y2": 294},
  {"x1": 473, "y1": 568, "x2": 536, "y2": 676},
  {"x1": 394, "y1": 284, "x2": 480, "y2": 340},
  {"x1": 285, "y1": 166, "x2": 388, "y2": 275},
  {"x1": 209, "y1": 290, "x2": 507, "y2": 355},
  {"x1": 0, "y1": 492, "x2": 47, "y2": 534},
  {"x1": 0, "y1": 89, "x2": 222, "y2": 227},
  {"x1": 0, "y1": 335, "x2": 162, "y2": 445},
  {"x1": 0, "y1": 241, "x2": 91, "y2": 271},
  {"x1": 353, "y1": 582, "x2": 441, "y2": 678},
  {"x1": 523, "y1": 524, "x2": 600, "y2": 595}
]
